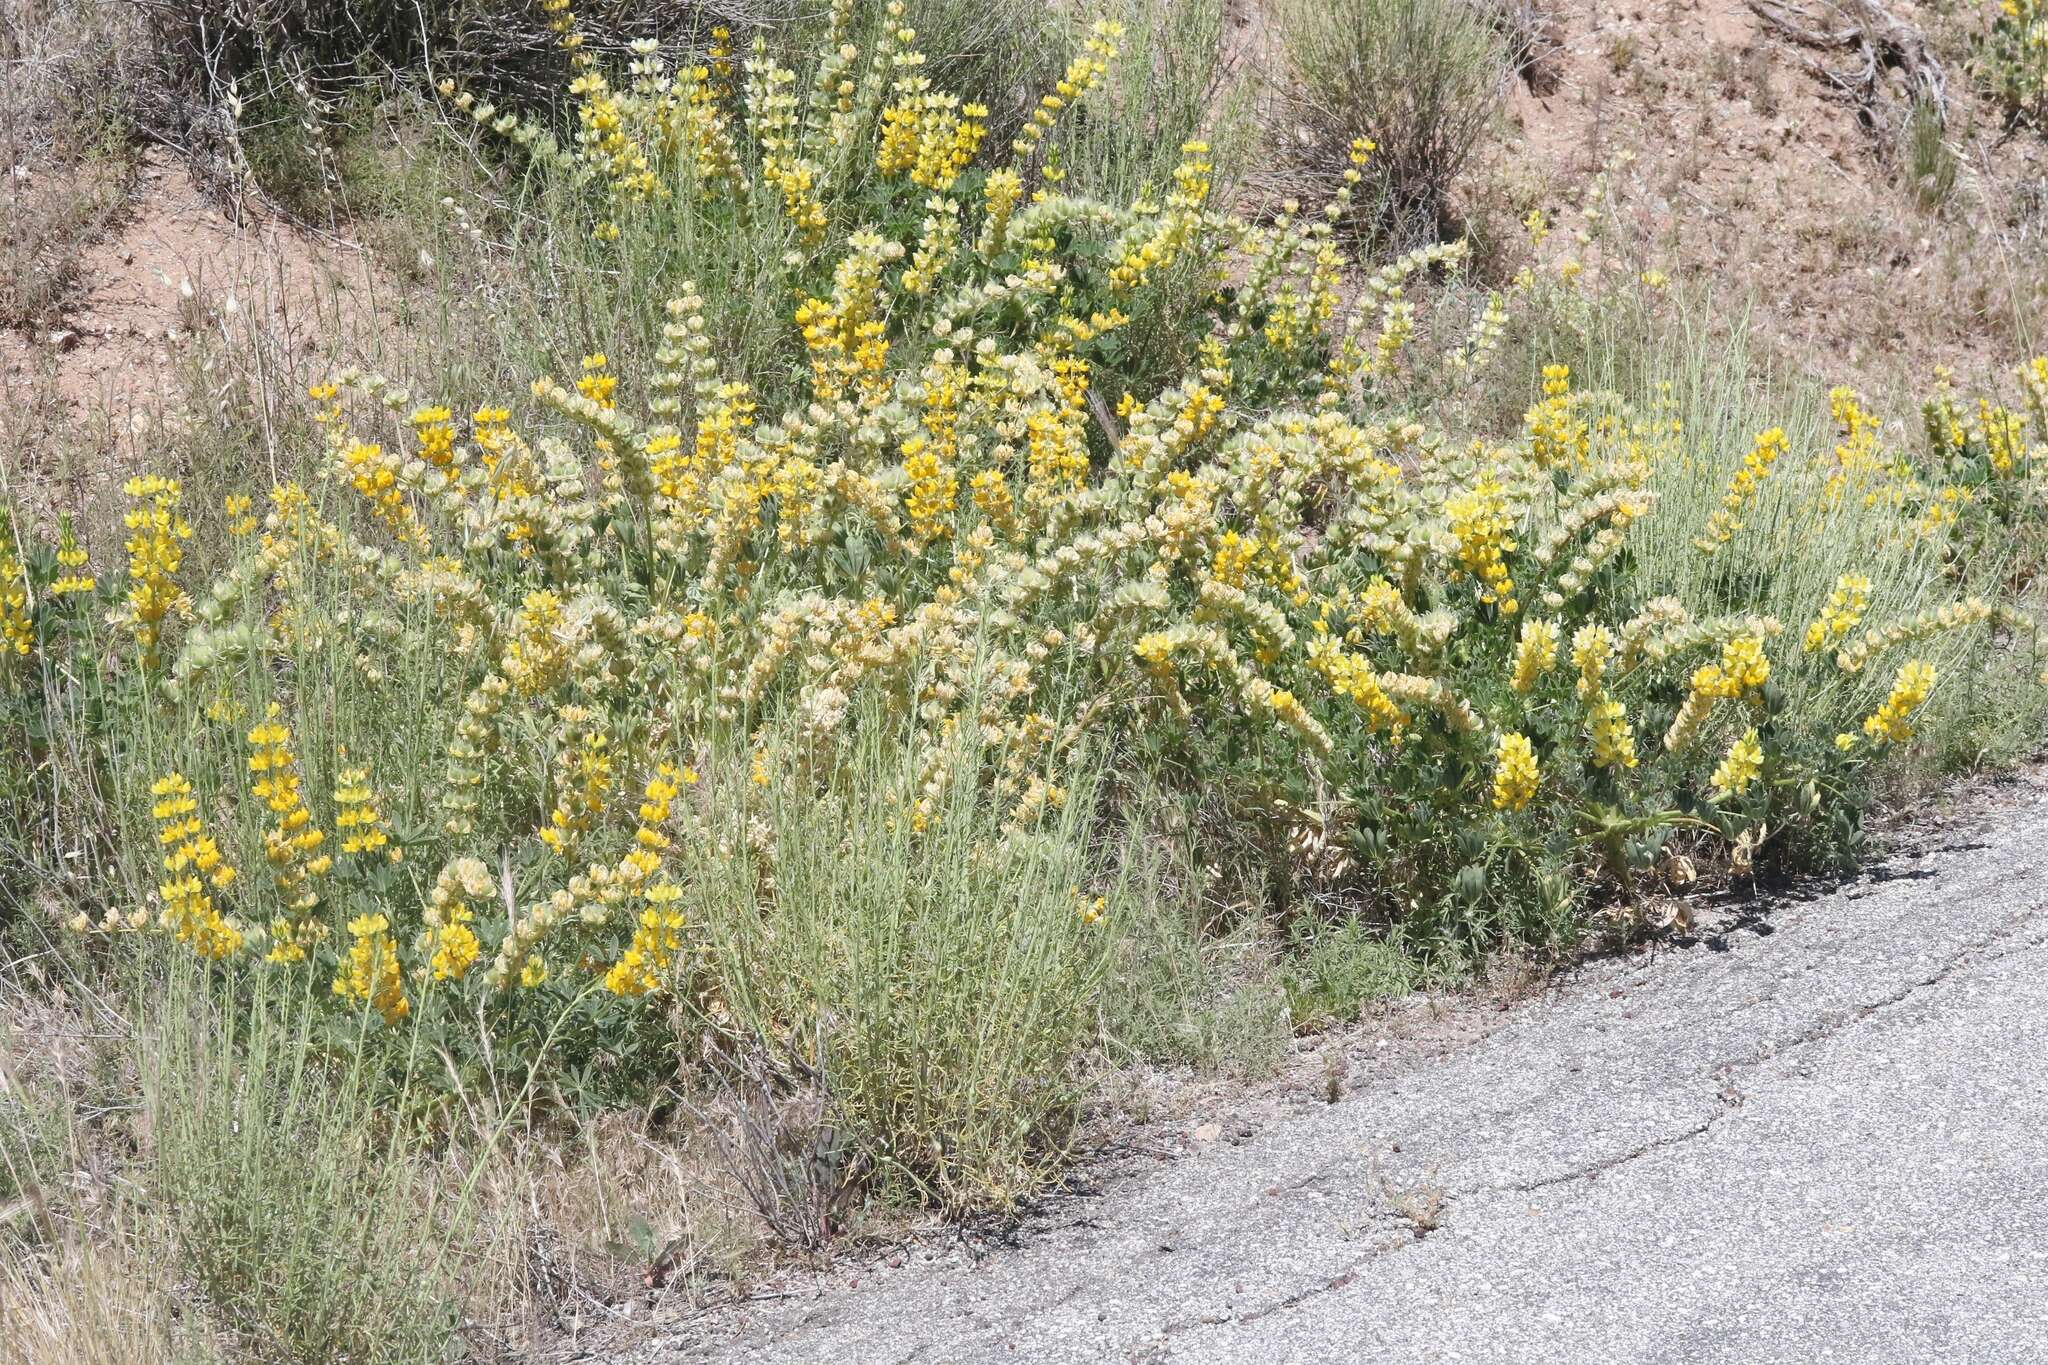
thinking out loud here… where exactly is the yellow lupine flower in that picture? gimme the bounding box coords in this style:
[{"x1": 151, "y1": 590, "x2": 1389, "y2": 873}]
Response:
[
  {"x1": 1587, "y1": 696, "x2": 1638, "y2": 771},
  {"x1": 1717, "y1": 635, "x2": 1770, "y2": 699},
  {"x1": 337, "y1": 438, "x2": 426, "y2": 547},
  {"x1": 576, "y1": 353, "x2": 616, "y2": 409},
  {"x1": 1510, "y1": 619, "x2": 1559, "y2": 693},
  {"x1": 1570, "y1": 624, "x2": 1614, "y2": 699},
  {"x1": 503, "y1": 590, "x2": 570, "y2": 695},
  {"x1": 113, "y1": 474, "x2": 192, "y2": 666},
  {"x1": 1697, "y1": 427, "x2": 1788, "y2": 552},
  {"x1": 1664, "y1": 663, "x2": 1725, "y2": 752},
  {"x1": 902, "y1": 436, "x2": 958, "y2": 544},
  {"x1": 144, "y1": 772, "x2": 244, "y2": 960},
  {"x1": 979, "y1": 168, "x2": 1024, "y2": 255},
  {"x1": 1492, "y1": 733, "x2": 1539, "y2": 811},
  {"x1": 1445, "y1": 474, "x2": 1518, "y2": 614},
  {"x1": 1526, "y1": 365, "x2": 1587, "y2": 469},
  {"x1": 603, "y1": 899, "x2": 686, "y2": 997},
  {"x1": 0, "y1": 531, "x2": 30, "y2": 660},
  {"x1": 1804, "y1": 574, "x2": 1872, "y2": 653},
  {"x1": 1305, "y1": 634, "x2": 1406, "y2": 733},
  {"x1": 539, "y1": 714, "x2": 613, "y2": 855},
  {"x1": 333, "y1": 913, "x2": 409, "y2": 1025},
  {"x1": 411, "y1": 404, "x2": 460, "y2": 473},
  {"x1": 334, "y1": 762, "x2": 397, "y2": 860},
  {"x1": 51, "y1": 516, "x2": 94, "y2": 595},
  {"x1": 1862, "y1": 659, "x2": 1936, "y2": 744},
  {"x1": 421, "y1": 858, "x2": 490, "y2": 983},
  {"x1": 1211, "y1": 532, "x2": 1254, "y2": 588},
  {"x1": 1976, "y1": 399, "x2": 2024, "y2": 476},
  {"x1": 245, "y1": 706, "x2": 330, "y2": 937},
  {"x1": 1709, "y1": 728, "x2": 1764, "y2": 800}
]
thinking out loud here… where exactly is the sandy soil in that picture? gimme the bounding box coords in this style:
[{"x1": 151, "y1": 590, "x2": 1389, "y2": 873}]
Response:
[
  {"x1": 1491, "y1": 0, "x2": 2047, "y2": 390},
  {"x1": 5, "y1": 148, "x2": 378, "y2": 406},
  {"x1": 0, "y1": 146, "x2": 394, "y2": 535}
]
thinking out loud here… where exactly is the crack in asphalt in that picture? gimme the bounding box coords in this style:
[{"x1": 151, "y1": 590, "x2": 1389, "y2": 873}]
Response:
[
  {"x1": 1136, "y1": 1228, "x2": 1423, "y2": 1357},
  {"x1": 1480, "y1": 912, "x2": 2048, "y2": 1205},
  {"x1": 1714, "y1": 911, "x2": 2048, "y2": 1081},
  {"x1": 1501, "y1": 1112, "x2": 1725, "y2": 1197}
]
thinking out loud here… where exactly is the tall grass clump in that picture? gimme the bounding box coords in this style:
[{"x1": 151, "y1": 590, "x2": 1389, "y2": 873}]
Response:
[
  {"x1": 686, "y1": 721, "x2": 1113, "y2": 1209},
  {"x1": 1269, "y1": 0, "x2": 1508, "y2": 240},
  {"x1": 1902, "y1": 96, "x2": 1958, "y2": 213},
  {"x1": 3, "y1": 0, "x2": 2048, "y2": 1226},
  {"x1": 1061, "y1": 0, "x2": 1247, "y2": 203},
  {"x1": 145, "y1": 972, "x2": 466, "y2": 1361},
  {"x1": 0, "y1": 957, "x2": 475, "y2": 1363}
]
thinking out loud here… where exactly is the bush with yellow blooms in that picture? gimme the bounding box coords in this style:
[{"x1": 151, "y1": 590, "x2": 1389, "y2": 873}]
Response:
[{"x1": 3, "y1": 0, "x2": 2046, "y2": 1204}]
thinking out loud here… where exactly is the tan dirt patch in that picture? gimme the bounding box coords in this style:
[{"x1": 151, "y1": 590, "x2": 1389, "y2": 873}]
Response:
[
  {"x1": 1488, "y1": 0, "x2": 2048, "y2": 391},
  {"x1": 3, "y1": 148, "x2": 378, "y2": 419},
  {"x1": 1, "y1": 148, "x2": 392, "y2": 530}
]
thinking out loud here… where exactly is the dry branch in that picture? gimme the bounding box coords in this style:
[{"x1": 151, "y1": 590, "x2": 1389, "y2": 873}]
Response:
[{"x1": 1746, "y1": 0, "x2": 1947, "y2": 148}]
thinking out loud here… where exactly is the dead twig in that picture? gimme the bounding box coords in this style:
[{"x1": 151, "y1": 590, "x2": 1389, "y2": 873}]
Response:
[
  {"x1": 684, "y1": 1022, "x2": 865, "y2": 1252},
  {"x1": 1747, "y1": 0, "x2": 1947, "y2": 150}
]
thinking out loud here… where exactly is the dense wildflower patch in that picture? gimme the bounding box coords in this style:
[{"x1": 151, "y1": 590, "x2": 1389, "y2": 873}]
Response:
[{"x1": 3, "y1": 0, "x2": 2046, "y2": 1206}]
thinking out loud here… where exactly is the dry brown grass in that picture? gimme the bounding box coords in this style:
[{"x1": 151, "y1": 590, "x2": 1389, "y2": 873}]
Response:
[
  {"x1": 453, "y1": 1110, "x2": 770, "y2": 1356},
  {"x1": 0, "y1": 1239, "x2": 216, "y2": 1365},
  {"x1": 1263, "y1": 0, "x2": 1510, "y2": 241},
  {"x1": 0, "y1": 158, "x2": 130, "y2": 329}
]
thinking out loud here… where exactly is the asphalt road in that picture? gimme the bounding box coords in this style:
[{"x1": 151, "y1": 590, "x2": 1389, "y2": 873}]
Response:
[{"x1": 648, "y1": 770, "x2": 2048, "y2": 1364}]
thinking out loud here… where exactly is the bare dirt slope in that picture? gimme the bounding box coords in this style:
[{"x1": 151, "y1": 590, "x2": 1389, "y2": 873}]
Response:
[
  {"x1": 4, "y1": 151, "x2": 353, "y2": 410},
  {"x1": 1492, "y1": 0, "x2": 2047, "y2": 391},
  {"x1": 1, "y1": 148, "x2": 387, "y2": 522}
]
